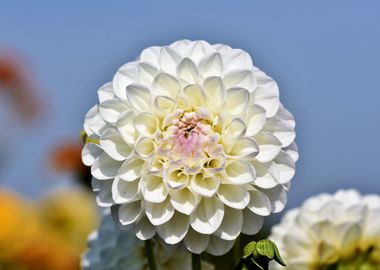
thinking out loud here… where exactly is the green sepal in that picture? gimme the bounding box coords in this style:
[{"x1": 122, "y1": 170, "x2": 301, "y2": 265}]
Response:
[
  {"x1": 255, "y1": 240, "x2": 275, "y2": 260},
  {"x1": 243, "y1": 241, "x2": 257, "y2": 259}
]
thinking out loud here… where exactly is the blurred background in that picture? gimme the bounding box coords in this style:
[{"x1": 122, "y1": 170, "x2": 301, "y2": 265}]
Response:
[{"x1": 1, "y1": 0, "x2": 379, "y2": 269}]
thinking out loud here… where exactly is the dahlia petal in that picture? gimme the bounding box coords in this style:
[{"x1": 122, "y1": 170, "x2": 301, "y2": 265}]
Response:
[
  {"x1": 126, "y1": 84, "x2": 151, "y2": 112},
  {"x1": 217, "y1": 184, "x2": 250, "y2": 209},
  {"x1": 177, "y1": 58, "x2": 199, "y2": 84},
  {"x1": 224, "y1": 160, "x2": 256, "y2": 185},
  {"x1": 154, "y1": 95, "x2": 176, "y2": 115},
  {"x1": 225, "y1": 87, "x2": 249, "y2": 115},
  {"x1": 277, "y1": 105, "x2": 296, "y2": 128},
  {"x1": 223, "y1": 118, "x2": 246, "y2": 141},
  {"x1": 170, "y1": 187, "x2": 198, "y2": 215},
  {"x1": 135, "y1": 216, "x2": 156, "y2": 240},
  {"x1": 203, "y1": 76, "x2": 225, "y2": 107},
  {"x1": 252, "y1": 160, "x2": 279, "y2": 189},
  {"x1": 100, "y1": 128, "x2": 132, "y2": 161},
  {"x1": 241, "y1": 208, "x2": 264, "y2": 235},
  {"x1": 118, "y1": 201, "x2": 143, "y2": 226},
  {"x1": 252, "y1": 71, "x2": 279, "y2": 117},
  {"x1": 254, "y1": 131, "x2": 282, "y2": 163},
  {"x1": 263, "y1": 118, "x2": 295, "y2": 147},
  {"x1": 91, "y1": 152, "x2": 122, "y2": 180},
  {"x1": 284, "y1": 142, "x2": 299, "y2": 162},
  {"x1": 224, "y1": 49, "x2": 253, "y2": 71},
  {"x1": 205, "y1": 236, "x2": 234, "y2": 256},
  {"x1": 190, "y1": 197, "x2": 224, "y2": 234},
  {"x1": 134, "y1": 137, "x2": 155, "y2": 158},
  {"x1": 157, "y1": 212, "x2": 189, "y2": 245},
  {"x1": 82, "y1": 143, "x2": 102, "y2": 166},
  {"x1": 116, "y1": 111, "x2": 137, "y2": 145},
  {"x1": 142, "y1": 174, "x2": 168, "y2": 203},
  {"x1": 336, "y1": 223, "x2": 361, "y2": 247},
  {"x1": 112, "y1": 176, "x2": 140, "y2": 204},
  {"x1": 224, "y1": 70, "x2": 257, "y2": 93},
  {"x1": 118, "y1": 157, "x2": 145, "y2": 182},
  {"x1": 183, "y1": 84, "x2": 207, "y2": 107},
  {"x1": 164, "y1": 167, "x2": 190, "y2": 190},
  {"x1": 203, "y1": 155, "x2": 226, "y2": 174},
  {"x1": 91, "y1": 177, "x2": 101, "y2": 192},
  {"x1": 245, "y1": 104, "x2": 266, "y2": 136},
  {"x1": 99, "y1": 99, "x2": 129, "y2": 124},
  {"x1": 85, "y1": 106, "x2": 111, "y2": 137},
  {"x1": 185, "y1": 40, "x2": 215, "y2": 63},
  {"x1": 259, "y1": 185, "x2": 287, "y2": 213},
  {"x1": 134, "y1": 113, "x2": 158, "y2": 137},
  {"x1": 184, "y1": 228, "x2": 210, "y2": 254},
  {"x1": 215, "y1": 206, "x2": 243, "y2": 240},
  {"x1": 84, "y1": 105, "x2": 99, "y2": 137},
  {"x1": 113, "y1": 61, "x2": 139, "y2": 99},
  {"x1": 247, "y1": 189, "x2": 272, "y2": 216},
  {"x1": 170, "y1": 39, "x2": 192, "y2": 51},
  {"x1": 96, "y1": 179, "x2": 114, "y2": 207},
  {"x1": 98, "y1": 82, "x2": 114, "y2": 103},
  {"x1": 199, "y1": 53, "x2": 223, "y2": 77},
  {"x1": 191, "y1": 174, "x2": 219, "y2": 198},
  {"x1": 274, "y1": 151, "x2": 296, "y2": 184},
  {"x1": 159, "y1": 46, "x2": 181, "y2": 74},
  {"x1": 227, "y1": 136, "x2": 259, "y2": 160},
  {"x1": 213, "y1": 43, "x2": 232, "y2": 54},
  {"x1": 152, "y1": 73, "x2": 181, "y2": 97},
  {"x1": 139, "y1": 46, "x2": 160, "y2": 66},
  {"x1": 137, "y1": 62, "x2": 158, "y2": 86},
  {"x1": 145, "y1": 198, "x2": 174, "y2": 226}
]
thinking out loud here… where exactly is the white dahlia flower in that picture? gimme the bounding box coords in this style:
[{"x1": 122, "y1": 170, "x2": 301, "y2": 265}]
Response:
[
  {"x1": 82, "y1": 209, "x2": 214, "y2": 270},
  {"x1": 82, "y1": 40, "x2": 298, "y2": 255},
  {"x1": 270, "y1": 189, "x2": 380, "y2": 270}
]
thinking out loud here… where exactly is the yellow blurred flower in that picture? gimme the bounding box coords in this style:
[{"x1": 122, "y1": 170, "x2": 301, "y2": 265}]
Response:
[
  {"x1": 0, "y1": 189, "x2": 39, "y2": 261},
  {"x1": 0, "y1": 188, "x2": 98, "y2": 270},
  {"x1": 37, "y1": 188, "x2": 99, "y2": 254}
]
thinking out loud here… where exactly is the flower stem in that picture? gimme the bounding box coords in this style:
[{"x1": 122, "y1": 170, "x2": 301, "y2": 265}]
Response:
[
  {"x1": 192, "y1": 253, "x2": 202, "y2": 270},
  {"x1": 145, "y1": 240, "x2": 157, "y2": 270}
]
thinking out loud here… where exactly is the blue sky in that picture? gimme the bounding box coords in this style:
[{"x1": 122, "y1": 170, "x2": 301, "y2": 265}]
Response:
[{"x1": 1, "y1": 0, "x2": 379, "y2": 208}]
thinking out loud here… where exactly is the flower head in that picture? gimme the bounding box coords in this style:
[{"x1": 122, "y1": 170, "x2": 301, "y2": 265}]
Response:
[
  {"x1": 269, "y1": 189, "x2": 380, "y2": 269},
  {"x1": 82, "y1": 209, "x2": 214, "y2": 270},
  {"x1": 82, "y1": 40, "x2": 297, "y2": 255}
]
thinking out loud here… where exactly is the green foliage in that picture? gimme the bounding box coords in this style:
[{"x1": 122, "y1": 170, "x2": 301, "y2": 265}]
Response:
[{"x1": 236, "y1": 239, "x2": 286, "y2": 270}]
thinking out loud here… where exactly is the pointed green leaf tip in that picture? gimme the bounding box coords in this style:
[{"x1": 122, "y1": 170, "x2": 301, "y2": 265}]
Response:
[{"x1": 236, "y1": 239, "x2": 286, "y2": 270}]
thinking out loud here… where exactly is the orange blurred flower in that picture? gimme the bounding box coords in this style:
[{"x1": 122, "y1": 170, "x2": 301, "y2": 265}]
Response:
[
  {"x1": 50, "y1": 140, "x2": 85, "y2": 173},
  {"x1": 49, "y1": 139, "x2": 92, "y2": 188}
]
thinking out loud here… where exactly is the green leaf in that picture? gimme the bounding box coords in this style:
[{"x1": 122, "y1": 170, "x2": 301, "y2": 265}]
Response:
[
  {"x1": 243, "y1": 241, "x2": 257, "y2": 259},
  {"x1": 255, "y1": 240, "x2": 275, "y2": 260}
]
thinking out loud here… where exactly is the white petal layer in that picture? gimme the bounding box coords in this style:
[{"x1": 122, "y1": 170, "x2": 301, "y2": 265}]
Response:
[
  {"x1": 157, "y1": 212, "x2": 189, "y2": 245},
  {"x1": 184, "y1": 228, "x2": 210, "y2": 254},
  {"x1": 190, "y1": 197, "x2": 224, "y2": 234}
]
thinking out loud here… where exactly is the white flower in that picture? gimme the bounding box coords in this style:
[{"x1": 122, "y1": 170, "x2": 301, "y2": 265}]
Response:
[
  {"x1": 82, "y1": 209, "x2": 214, "y2": 270},
  {"x1": 82, "y1": 40, "x2": 298, "y2": 255},
  {"x1": 270, "y1": 189, "x2": 380, "y2": 269}
]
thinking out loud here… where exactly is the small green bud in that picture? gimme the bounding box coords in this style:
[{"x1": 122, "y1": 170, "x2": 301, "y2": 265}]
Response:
[{"x1": 236, "y1": 239, "x2": 286, "y2": 270}]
